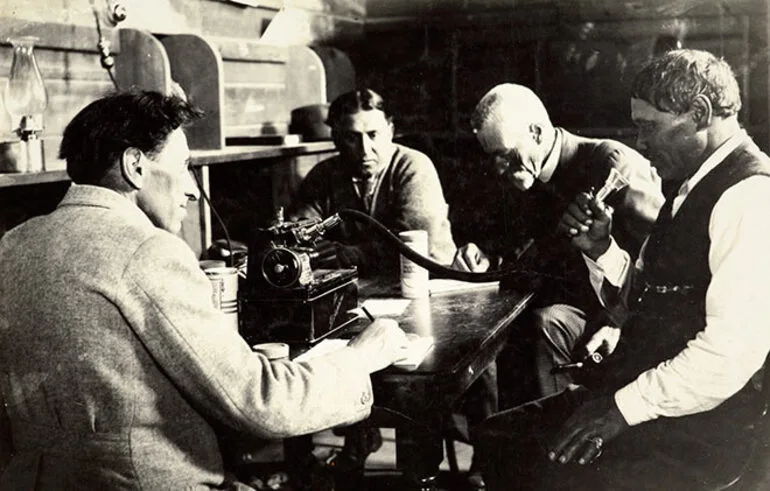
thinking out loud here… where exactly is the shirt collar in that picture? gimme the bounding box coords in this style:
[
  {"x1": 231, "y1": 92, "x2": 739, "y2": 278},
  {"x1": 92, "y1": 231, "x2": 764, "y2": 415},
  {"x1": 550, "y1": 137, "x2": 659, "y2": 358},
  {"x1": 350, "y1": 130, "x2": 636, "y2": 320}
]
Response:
[
  {"x1": 676, "y1": 129, "x2": 747, "y2": 198},
  {"x1": 539, "y1": 128, "x2": 562, "y2": 183}
]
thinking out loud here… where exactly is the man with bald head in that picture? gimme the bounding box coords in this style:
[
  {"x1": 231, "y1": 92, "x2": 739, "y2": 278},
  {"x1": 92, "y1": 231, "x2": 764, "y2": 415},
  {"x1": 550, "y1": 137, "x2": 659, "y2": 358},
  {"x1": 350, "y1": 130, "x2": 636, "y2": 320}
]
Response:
[{"x1": 453, "y1": 83, "x2": 664, "y2": 396}]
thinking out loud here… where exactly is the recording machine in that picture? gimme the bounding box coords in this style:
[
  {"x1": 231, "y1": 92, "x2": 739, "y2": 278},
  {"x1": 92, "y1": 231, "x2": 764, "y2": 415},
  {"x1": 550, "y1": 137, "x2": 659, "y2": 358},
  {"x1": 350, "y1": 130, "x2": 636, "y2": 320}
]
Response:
[{"x1": 239, "y1": 209, "x2": 359, "y2": 346}]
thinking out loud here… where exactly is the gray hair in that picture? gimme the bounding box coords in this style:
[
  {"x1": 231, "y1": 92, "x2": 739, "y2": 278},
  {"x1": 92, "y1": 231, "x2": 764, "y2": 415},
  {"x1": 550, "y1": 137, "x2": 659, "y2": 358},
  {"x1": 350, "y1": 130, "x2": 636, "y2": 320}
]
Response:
[{"x1": 631, "y1": 49, "x2": 741, "y2": 117}]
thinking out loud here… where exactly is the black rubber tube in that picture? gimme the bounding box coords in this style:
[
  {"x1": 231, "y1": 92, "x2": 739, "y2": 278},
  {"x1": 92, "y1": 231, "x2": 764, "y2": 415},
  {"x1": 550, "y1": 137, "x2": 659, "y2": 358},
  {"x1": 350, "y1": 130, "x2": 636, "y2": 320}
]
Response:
[{"x1": 337, "y1": 208, "x2": 542, "y2": 283}]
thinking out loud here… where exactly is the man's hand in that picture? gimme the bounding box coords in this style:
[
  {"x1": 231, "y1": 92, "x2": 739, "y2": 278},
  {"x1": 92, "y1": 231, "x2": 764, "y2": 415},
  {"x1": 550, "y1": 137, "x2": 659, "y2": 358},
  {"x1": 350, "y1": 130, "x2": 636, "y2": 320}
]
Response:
[
  {"x1": 452, "y1": 243, "x2": 491, "y2": 272},
  {"x1": 557, "y1": 192, "x2": 614, "y2": 261},
  {"x1": 582, "y1": 325, "x2": 621, "y2": 360},
  {"x1": 548, "y1": 396, "x2": 629, "y2": 465},
  {"x1": 347, "y1": 318, "x2": 410, "y2": 373}
]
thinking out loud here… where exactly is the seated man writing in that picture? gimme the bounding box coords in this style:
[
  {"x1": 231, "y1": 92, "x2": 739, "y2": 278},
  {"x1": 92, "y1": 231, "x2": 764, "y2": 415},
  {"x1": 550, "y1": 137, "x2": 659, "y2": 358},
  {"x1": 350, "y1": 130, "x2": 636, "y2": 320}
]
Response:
[
  {"x1": 473, "y1": 49, "x2": 770, "y2": 490},
  {"x1": 0, "y1": 91, "x2": 410, "y2": 489}
]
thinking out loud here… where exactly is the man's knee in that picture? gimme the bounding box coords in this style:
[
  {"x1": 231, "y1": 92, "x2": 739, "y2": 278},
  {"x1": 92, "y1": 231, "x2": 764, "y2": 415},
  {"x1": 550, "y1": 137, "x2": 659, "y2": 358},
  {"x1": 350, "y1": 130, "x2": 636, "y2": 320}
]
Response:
[{"x1": 534, "y1": 305, "x2": 587, "y2": 355}]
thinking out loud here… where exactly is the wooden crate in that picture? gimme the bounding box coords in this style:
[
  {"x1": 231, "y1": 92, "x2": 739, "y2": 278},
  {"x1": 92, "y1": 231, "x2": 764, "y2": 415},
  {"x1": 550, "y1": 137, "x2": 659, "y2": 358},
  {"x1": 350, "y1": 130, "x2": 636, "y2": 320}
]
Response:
[{"x1": 161, "y1": 34, "x2": 291, "y2": 150}]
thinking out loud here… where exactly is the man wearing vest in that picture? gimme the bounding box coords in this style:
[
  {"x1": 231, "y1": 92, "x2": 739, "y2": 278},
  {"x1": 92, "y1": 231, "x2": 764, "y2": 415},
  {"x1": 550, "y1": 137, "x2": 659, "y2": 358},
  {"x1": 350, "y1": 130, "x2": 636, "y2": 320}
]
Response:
[{"x1": 472, "y1": 49, "x2": 770, "y2": 490}]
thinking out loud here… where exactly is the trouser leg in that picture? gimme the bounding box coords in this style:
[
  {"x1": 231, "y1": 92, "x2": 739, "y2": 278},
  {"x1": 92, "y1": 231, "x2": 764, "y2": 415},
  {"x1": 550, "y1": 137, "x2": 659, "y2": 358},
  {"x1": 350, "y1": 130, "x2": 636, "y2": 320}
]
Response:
[
  {"x1": 534, "y1": 304, "x2": 588, "y2": 397},
  {"x1": 461, "y1": 362, "x2": 499, "y2": 428},
  {"x1": 471, "y1": 388, "x2": 584, "y2": 491},
  {"x1": 474, "y1": 386, "x2": 755, "y2": 491}
]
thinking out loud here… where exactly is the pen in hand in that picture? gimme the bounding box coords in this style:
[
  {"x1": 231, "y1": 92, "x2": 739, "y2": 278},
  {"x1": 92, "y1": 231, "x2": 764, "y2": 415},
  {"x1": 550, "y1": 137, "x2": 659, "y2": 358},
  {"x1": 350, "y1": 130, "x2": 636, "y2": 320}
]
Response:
[{"x1": 361, "y1": 305, "x2": 375, "y2": 322}]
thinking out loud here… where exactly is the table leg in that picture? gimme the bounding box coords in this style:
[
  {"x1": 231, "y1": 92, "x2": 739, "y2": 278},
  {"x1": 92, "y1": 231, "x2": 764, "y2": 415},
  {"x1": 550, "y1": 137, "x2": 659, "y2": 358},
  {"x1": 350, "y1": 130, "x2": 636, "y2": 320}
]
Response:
[
  {"x1": 283, "y1": 435, "x2": 327, "y2": 490},
  {"x1": 396, "y1": 427, "x2": 444, "y2": 491}
]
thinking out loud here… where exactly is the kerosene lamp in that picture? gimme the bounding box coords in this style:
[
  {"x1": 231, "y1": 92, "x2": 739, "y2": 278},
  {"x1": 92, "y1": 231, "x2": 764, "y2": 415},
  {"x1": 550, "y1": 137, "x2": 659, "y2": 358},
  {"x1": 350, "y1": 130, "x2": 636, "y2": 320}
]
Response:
[{"x1": 2, "y1": 36, "x2": 49, "y2": 173}]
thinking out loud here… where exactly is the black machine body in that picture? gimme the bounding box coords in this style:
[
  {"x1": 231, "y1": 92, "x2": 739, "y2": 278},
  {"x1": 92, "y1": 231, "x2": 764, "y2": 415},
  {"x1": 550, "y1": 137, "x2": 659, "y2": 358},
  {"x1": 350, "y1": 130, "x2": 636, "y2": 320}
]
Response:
[{"x1": 241, "y1": 210, "x2": 359, "y2": 345}]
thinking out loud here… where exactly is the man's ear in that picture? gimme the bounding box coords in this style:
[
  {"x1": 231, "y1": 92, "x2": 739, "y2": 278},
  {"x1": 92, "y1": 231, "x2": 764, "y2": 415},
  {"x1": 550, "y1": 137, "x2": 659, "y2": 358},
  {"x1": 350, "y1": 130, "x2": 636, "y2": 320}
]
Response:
[
  {"x1": 690, "y1": 94, "x2": 713, "y2": 130},
  {"x1": 121, "y1": 147, "x2": 144, "y2": 190},
  {"x1": 529, "y1": 123, "x2": 543, "y2": 144}
]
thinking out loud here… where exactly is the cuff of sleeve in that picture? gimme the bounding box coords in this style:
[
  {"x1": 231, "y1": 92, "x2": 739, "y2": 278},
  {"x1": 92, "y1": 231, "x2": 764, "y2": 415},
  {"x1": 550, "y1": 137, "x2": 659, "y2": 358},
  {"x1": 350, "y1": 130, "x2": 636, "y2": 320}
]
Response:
[
  {"x1": 333, "y1": 346, "x2": 374, "y2": 403},
  {"x1": 614, "y1": 383, "x2": 657, "y2": 427},
  {"x1": 588, "y1": 238, "x2": 627, "y2": 288}
]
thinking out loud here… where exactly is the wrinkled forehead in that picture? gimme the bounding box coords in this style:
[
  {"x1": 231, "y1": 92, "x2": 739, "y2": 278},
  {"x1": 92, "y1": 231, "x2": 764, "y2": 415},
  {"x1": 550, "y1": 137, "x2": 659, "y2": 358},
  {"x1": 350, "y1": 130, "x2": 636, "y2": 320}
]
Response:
[
  {"x1": 630, "y1": 97, "x2": 671, "y2": 123},
  {"x1": 335, "y1": 109, "x2": 391, "y2": 134}
]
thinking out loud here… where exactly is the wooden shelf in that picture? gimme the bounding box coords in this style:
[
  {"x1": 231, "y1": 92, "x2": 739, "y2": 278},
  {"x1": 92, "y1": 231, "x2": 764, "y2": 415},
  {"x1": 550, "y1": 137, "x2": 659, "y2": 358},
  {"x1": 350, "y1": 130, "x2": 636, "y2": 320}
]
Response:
[
  {"x1": 0, "y1": 142, "x2": 337, "y2": 189},
  {"x1": 0, "y1": 170, "x2": 69, "y2": 189},
  {"x1": 190, "y1": 141, "x2": 336, "y2": 166}
]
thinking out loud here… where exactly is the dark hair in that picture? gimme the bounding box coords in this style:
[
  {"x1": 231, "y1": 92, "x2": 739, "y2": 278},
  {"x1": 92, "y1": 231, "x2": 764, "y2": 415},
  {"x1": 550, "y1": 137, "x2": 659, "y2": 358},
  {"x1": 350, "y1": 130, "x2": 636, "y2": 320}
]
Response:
[
  {"x1": 631, "y1": 49, "x2": 741, "y2": 118},
  {"x1": 59, "y1": 90, "x2": 203, "y2": 184},
  {"x1": 326, "y1": 89, "x2": 389, "y2": 127}
]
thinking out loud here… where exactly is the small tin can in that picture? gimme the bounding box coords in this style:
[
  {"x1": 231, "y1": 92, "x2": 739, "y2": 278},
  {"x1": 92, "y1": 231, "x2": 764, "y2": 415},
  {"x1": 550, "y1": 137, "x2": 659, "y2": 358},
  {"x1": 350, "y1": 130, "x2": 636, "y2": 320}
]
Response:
[
  {"x1": 399, "y1": 230, "x2": 429, "y2": 299},
  {"x1": 204, "y1": 266, "x2": 239, "y2": 332}
]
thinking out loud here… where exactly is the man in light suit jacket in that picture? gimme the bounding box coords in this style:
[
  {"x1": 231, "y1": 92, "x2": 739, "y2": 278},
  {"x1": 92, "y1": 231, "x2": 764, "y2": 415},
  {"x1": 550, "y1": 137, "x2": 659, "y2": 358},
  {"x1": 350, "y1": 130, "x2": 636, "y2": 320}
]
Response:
[{"x1": 0, "y1": 91, "x2": 409, "y2": 490}]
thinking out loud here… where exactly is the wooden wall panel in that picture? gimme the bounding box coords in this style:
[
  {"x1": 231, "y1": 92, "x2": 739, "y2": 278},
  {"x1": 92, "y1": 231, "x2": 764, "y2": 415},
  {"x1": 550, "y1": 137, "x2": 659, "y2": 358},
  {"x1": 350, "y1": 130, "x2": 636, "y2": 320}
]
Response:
[
  {"x1": 366, "y1": 0, "x2": 764, "y2": 20},
  {"x1": 286, "y1": 0, "x2": 365, "y2": 18},
  {"x1": 0, "y1": 0, "x2": 365, "y2": 45},
  {"x1": 260, "y1": 8, "x2": 364, "y2": 46},
  {"x1": 223, "y1": 84, "x2": 289, "y2": 136}
]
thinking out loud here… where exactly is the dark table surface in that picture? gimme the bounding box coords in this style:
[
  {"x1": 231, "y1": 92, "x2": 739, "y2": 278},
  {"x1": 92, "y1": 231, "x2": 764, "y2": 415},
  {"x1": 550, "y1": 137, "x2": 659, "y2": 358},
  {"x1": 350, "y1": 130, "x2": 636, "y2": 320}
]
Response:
[
  {"x1": 278, "y1": 278, "x2": 536, "y2": 489},
  {"x1": 347, "y1": 279, "x2": 536, "y2": 429}
]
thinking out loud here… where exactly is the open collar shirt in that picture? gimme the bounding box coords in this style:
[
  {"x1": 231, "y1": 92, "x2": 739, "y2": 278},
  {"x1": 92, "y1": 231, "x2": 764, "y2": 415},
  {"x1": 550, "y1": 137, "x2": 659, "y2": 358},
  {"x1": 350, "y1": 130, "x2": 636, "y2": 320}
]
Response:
[{"x1": 584, "y1": 130, "x2": 770, "y2": 426}]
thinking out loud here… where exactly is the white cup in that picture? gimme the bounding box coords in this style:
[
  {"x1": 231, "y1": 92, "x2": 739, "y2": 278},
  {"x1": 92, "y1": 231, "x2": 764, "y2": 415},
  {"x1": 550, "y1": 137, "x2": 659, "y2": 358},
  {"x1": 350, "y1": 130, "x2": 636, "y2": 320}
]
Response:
[{"x1": 399, "y1": 230, "x2": 429, "y2": 298}]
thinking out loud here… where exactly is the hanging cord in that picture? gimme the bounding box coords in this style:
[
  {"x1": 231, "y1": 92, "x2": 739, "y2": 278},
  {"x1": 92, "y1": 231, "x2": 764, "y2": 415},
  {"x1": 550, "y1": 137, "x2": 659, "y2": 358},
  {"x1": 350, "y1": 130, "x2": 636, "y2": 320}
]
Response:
[
  {"x1": 192, "y1": 169, "x2": 234, "y2": 268},
  {"x1": 335, "y1": 209, "x2": 563, "y2": 283},
  {"x1": 90, "y1": 0, "x2": 120, "y2": 90}
]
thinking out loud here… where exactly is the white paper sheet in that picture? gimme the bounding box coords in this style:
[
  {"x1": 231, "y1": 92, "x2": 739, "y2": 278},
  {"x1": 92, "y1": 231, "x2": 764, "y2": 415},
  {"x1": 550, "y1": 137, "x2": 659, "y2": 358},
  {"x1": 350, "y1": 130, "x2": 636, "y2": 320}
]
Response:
[
  {"x1": 294, "y1": 335, "x2": 434, "y2": 369},
  {"x1": 360, "y1": 298, "x2": 412, "y2": 318}
]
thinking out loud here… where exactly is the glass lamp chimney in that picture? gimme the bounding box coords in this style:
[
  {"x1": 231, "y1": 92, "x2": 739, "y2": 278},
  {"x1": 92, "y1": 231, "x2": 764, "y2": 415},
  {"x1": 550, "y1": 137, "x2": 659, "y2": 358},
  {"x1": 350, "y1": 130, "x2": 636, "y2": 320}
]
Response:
[{"x1": 4, "y1": 36, "x2": 48, "y2": 172}]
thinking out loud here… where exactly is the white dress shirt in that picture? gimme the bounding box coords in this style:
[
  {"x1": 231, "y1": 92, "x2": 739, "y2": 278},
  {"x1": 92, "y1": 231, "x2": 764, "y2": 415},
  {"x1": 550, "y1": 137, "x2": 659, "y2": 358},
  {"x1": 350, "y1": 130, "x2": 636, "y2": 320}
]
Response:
[{"x1": 584, "y1": 130, "x2": 770, "y2": 426}]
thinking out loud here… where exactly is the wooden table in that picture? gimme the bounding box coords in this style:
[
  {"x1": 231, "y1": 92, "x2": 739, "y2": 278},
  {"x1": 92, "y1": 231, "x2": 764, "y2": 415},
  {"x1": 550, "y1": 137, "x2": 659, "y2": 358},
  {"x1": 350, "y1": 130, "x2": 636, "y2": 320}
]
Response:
[{"x1": 334, "y1": 279, "x2": 535, "y2": 489}]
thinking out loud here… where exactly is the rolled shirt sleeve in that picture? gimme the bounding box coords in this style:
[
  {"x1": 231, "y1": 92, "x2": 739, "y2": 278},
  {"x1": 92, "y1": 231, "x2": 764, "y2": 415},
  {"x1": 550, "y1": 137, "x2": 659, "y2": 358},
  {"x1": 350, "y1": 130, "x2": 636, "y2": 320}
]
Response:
[
  {"x1": 583, "y1": 238, "x2": 634, "y2": 307},
  {"x1": 614, "y1": 176, "x2": 770, "y2": 426}
]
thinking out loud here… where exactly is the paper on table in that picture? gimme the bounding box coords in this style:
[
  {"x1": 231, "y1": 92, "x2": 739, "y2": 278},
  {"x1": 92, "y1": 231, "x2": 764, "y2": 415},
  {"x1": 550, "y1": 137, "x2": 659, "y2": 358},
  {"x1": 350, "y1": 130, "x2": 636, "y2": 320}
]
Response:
[
  {"x1": 428, "y1": 279, "x2": 499, "y2": 295},
  {"x1": 293, "y1": 339, "x2": 348, "y2": 363},
  {"x1": 294, "y1": 335, "x2": 434, "y2": 369},
  {"x1": 360, "y1": 298, "x2": 412, "y2": 317},
  {"x1": 396, "y1": 335, "x2": 434, "y2": 369}
]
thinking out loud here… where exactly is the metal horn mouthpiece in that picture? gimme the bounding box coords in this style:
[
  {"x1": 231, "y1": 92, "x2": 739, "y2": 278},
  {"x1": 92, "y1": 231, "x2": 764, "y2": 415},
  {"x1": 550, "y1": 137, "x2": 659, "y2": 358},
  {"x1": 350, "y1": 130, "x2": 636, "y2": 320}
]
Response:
[
  {"x1": 295, "y1": 214, "x2": 343, "y2": 243},
  {"x1": 595, "y1": 168, "x2": 630, "y2": 203}
]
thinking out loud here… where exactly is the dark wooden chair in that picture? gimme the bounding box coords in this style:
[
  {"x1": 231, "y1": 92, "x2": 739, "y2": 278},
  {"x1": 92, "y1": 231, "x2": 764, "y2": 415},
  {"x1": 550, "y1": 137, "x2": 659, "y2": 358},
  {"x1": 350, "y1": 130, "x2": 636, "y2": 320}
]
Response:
[{"x1": 714, "y1": 352, "x2": 770, "y2": 490}]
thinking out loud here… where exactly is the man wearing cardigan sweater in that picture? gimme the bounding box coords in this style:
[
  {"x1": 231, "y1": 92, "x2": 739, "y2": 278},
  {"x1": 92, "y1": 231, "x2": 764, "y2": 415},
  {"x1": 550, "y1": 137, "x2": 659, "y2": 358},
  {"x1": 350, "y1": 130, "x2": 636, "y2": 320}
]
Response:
[
  {"x1": 291, "y1": 89, "x2": 497, "y2": 489},
  {"x1": 452, "y1": 83, "x2": 664, "y2": 396},
  {"x1": 473, "y1": 49, "x2": 770, "y2": 490},
  {"x1": 291, "y1": 88, "x2": 456, "y2": 276}
]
